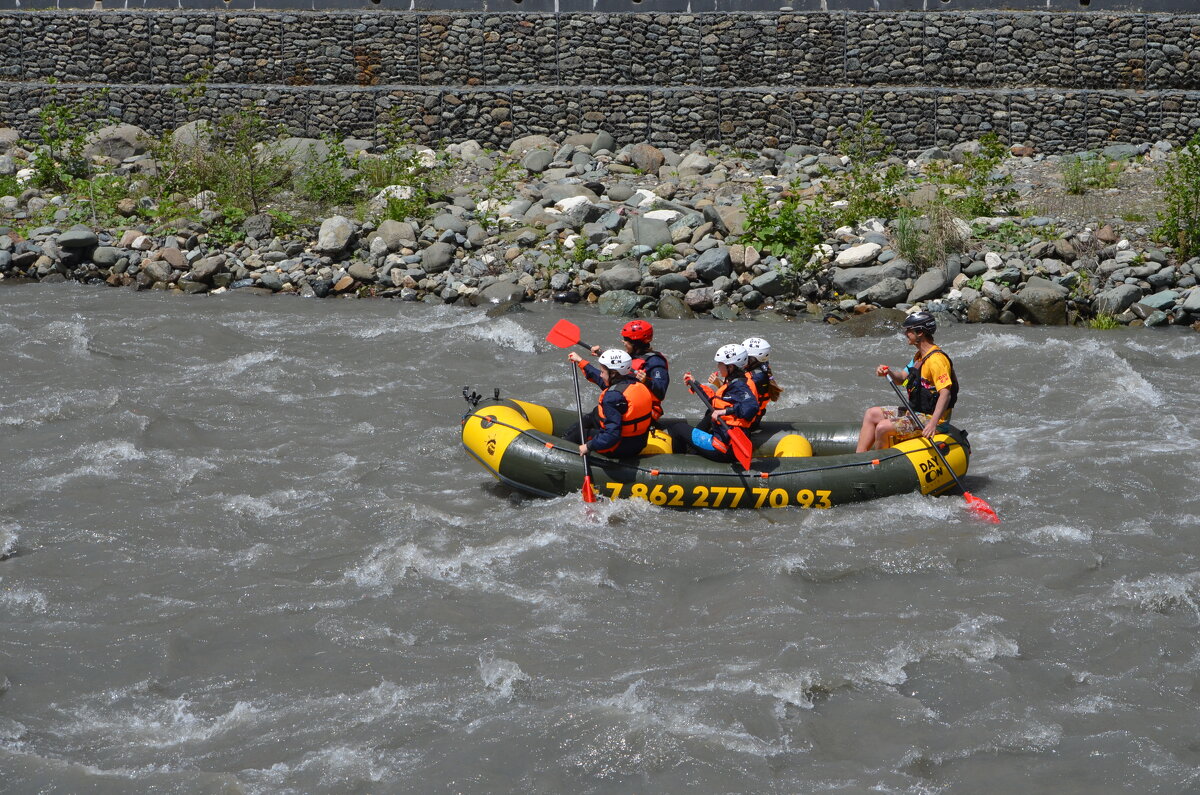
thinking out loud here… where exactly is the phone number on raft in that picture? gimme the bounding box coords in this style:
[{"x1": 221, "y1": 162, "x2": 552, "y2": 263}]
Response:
[{"x1": 603, "y1": 483, "x2": 833, "y2": 509}]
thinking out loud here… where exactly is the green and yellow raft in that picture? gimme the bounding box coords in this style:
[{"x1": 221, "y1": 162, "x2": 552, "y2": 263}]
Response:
[{"x1": 461, "y1": 393, "x2": 972, "y2": 510}]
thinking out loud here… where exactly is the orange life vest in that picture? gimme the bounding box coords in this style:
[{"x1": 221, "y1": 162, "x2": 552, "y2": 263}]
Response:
[
  {"x1": 596, "y1": 380, "x2": 655, "y2": 446},
  {"x1": 630, "y1": 350, "x2": 668, "y2": 420},
  {"x1": 705, "y1": 375, "x2": 760, "y2": 430}
]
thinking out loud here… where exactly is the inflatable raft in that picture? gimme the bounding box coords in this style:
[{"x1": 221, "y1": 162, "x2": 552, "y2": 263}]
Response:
[{"x1": 461, "y1": 391, "x2": 972, "y2": 510}]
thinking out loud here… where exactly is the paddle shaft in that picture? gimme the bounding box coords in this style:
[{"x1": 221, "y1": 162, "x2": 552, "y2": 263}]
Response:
[
  {"x1": 887, "y1": 377, "x2": 969, "y2": 496},
  {"x1": 571, "y1": 364, "x2": 596, "y2": 495}
]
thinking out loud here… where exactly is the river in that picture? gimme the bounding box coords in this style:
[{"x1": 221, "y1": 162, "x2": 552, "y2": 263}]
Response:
[{"x1": 1, "y1": 283, "x2": 1198, "y2": 793}]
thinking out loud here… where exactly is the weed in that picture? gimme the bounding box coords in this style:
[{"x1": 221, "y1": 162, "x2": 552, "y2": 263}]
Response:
[
  {"x1": 25, "y1": 80, "x2": 112, "y2": 191},
  {"x1": 1063, "y1": 155, "x2": 1123, "y2": 195},
  {"x1": 1089, "y1": 313, "x2": 1121, "y2": 330},
  {"x1": 359, "y1": 123, "x2": 453, "y2": 222},
  {"x1": 1121, "y1": 212, "x2": 1147, "y2": 223},
  {"x1": 740, "y1": 180, "x2": 830, "y2": 272},
  {"x1": 923, "y1": 133, "x2": 1017, "y2": 218},
  {"x1": 1155, "y1": 131, "x2": 1200, "y2": 259},
  {"x1": 826, "y1": 111, "x2": 907, "y2": 225},
  {"x1": 205, "y1": 206, "x2": 250, "y2": 247},
  {"x1": 0, "y1": 174, "x2": 22, "y2": 199},
  {"x1": 294, "y1": 135, "x2": 357, "y2": 207},
  {"x1": 972, "y1": 220, "x2": 1034, "y2": 250},
  {"x1": 964, "y1": 275, "x2": 984, "y2": 290},
  {"x1": 893, "y1": 202, "x2": 968, "y2": 271},
  {"x1": 653, "y1": 243, "x2": 677, "y2": 261}
]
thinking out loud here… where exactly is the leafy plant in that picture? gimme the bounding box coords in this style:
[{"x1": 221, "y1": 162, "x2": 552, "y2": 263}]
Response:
[
  {"x1": 653, "y1": 243, "x2": 677, "y2": 260},
  {"x1": 740, "y1": 181, "x2": 830, "y2": 272},
  {"x1": 1063, "y1": 155, "x2": 1123, "y2": 195},
  {"x1": 25, "y1": 81, "x2": 111, "y2": 191},
  {"x1": 826, "y1": 111, "x2": 907, "y2": 225},
  {"x1": 475, "y1": 156, "x2": 521, "y2": 235},
  {"x1": 924, "y1": 133, "x2": 1017, "y2": 218},
  {"x1": 971, "y1": 219, "x2": 1034, "y2": 250},
  {"x1": 1089, "y1": 312, "x2": 1121, "y2": 330},
  {"x1": 0, "y1": 174, "x2": 22, "y2": 199},
  {"x1": 359, "y1": 124, "x2": 453, "y2": 222},
  {"x1": 964, "y1": 275, "x2": 984, "y2": 290},
  {"x1": 893, "y1": 202, "x2": 968, "y2": 271},
  {"x1": 1156, "y1": 131, "x2": 1200, "y2": 259},
  {"x1": 294, "y1": 135, "x2": 357, "y2": 207},
  {"x1": 205, "y1": 206, "x2": 250, "y2": 247}
]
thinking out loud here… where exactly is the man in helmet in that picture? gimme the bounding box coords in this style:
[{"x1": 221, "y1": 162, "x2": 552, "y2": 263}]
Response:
[
  {"x1": 566, "y1": 348, "x2": 656, "y2": 458},
  {"x1": 856, "y1": 311, "x2": 959, "y2": 453},
  {"x1": 679, "y1": 343, "x2": 760, "y2": 462},
  {"x1": 588, "y1": 320, "x2": 669, "y2": 421}
]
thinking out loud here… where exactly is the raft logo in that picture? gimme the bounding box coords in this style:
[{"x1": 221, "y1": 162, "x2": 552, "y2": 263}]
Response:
[
  {"x1": 486, "y1": 437, "x2": 497, "y2": 457},
  {"x1": 919, "y1": 456, "x2": 944, "y2": 483}
]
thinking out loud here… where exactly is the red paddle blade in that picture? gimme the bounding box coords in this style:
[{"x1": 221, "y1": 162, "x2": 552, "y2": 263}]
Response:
[
  {"x1": 546, "y1": 319, "x2": 582, "y2": 349},
  {"x1": 728, "y1": 427, "x2": 754, "y2": 471},
  {"x1": 964, "y1": 492, "x2": 999, "y2": 523},
  {"x1": 582, "y1": 475, "x2": 596, "y2": 503}
]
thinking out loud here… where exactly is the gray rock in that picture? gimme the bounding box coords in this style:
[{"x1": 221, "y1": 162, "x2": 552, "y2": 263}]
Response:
[
  {"x1": 694, "y1": 247, "x2": 733, "y2": 283},
  {"x1": 656, "y1": 272, "x2": 692, "y2": 293},
  {"x1": 521, "y1": 148, "x2": 553, "y2": 173},
  {"x1": 0, "y1": 127, "x2": 19, "y2": 154},
  {"x1": 91, "y1": 246, "x2": 121, "y2": 267},
  {"x1": 433, "y1": 213, "x2": 468, "y2": 235},
  {"x1": 1096, "y1": 284, "x2": 1143, "y2": 315},
  {"x1": 542, "y1": 184, "x2": 600, "y2": 204},
  {"x1": 189, "y1": 256, "x2": 224, "y2": 283},
  {"x1": 83, "y1": 124, "x2": 149, "y2": 162},
  {"x1": 348, "y1": 262, "x2": 375, "y2": 282},
  {"x1": 1140, "y1": 289, "x2": 1180, "y2": 310},
  {"x1": 1015, "y1": 276, "x2": 1069, "y2": 325},
  {"x1": 242, "y1": 213, "x2": 273, "y2": 241},
  {"x1": 476, "y1": 274, "x2": 525, "y2": 305},
  {"x1": 836, "y1": 242, "x2": 882, "y2": 267},
  {"x1": 171, "y1": 120, "x2": 215, "y2": 150},
  {"x1": 750, "y1": 269, "x2": 789, "y2": 297},
  {"x1": 1182, "y1": 288, "x2": 1200, "y2": 315},
  {"x1": 315, "y1": 216, "x2": 356, "y2": 256},
  {"x1": 597, "y1": 289, "x2": 643, "y2": 317},
  {"x1": 142, "y1": 260, "x2": 174, "y2": 283},
  {"x1": 907, "y1": 268, "x2": 947, "y2": 304},
  {"x1": 258, "y1": 271, "x2": 284, "y2": 291},
  {"x1": 508, "y1": 134, "x2": 556, "y2": 159},
  {"x1": 271, "y1": 137, "x2": 330, "y2": 167},
  {"x1": 420, "y1": 242, "x2": 455, "y2": 273},
  {"x1": 590, "y1": 131, "x2": 616, "y2": 155},
  {"x1": 374, "y1": 219, "x2": 416, "y2": 251},
  {"x1": 685, "y1": 287, "x2": 716, "y2": 312},
  {"x1": 832, "y1": 260, "x2": 910, "y2": 295},
  {"x1": 859, "y1": 277, "x2": 908, "y2": 308},
  {"x1": 57, "y1": 228, "x2": 98, "y2": 249},
  {"x1": 967, "y1": 297, "x2": 1000, "y2": 324},
  {"x1": 630, "y1": 216, "x2": 673, "y2": 251},
  {"x1": 607, "y1": 184, "x2": 635, "y2": 203},
  {"x1": 656, "y1": 292, "x2": 695, "y2": 319},
  {"x1": 598, "y1": 264, "x2": 642, "y2": 292}
]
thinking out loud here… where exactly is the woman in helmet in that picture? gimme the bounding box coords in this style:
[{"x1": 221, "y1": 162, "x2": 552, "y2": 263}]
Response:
[
  {"x1": 589, "y1": 320, "x2": 669, "y2": 421},
  {"x1": 566, "y1": 348, "x2": 656, "y2": 459},
  {"x1": 741, "y1": 336, "x2": 781, "y2": 430},
  {"x1": 679, "y1": 343, "x2": 761, "y2": 463},
  {"x1": 856, "y1": 311, "x2": 959, "y2": 453}
]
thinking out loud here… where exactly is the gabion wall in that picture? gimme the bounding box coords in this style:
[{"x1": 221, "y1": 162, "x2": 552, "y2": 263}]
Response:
[{"x1": 3, "y1": 10, "x2": 1199, "y2": 153}]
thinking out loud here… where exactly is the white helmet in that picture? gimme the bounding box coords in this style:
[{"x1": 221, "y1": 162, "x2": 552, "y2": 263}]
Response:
[
  {"x1": 597, "y1": 349, "x2": 632, "y2": 376},
  {"x1": 714, "y1": 343, "x2": 749, "y2": 369},
  {"x1": 742, "y1": 337, "x2": 770, "y2": 361}
]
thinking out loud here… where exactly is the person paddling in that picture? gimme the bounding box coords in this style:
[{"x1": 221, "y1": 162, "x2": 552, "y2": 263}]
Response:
[
  {"x1": 565, "y1": 349, "x2": 655, "y2": 459},
  {"x1": 741, "y1": 337, "x2": 781, "y2": 431},
  {"x1": 856, "y1": 311, "x2": 959, "y2": 453},
  {"x1": 678, "y1": 344, "x2": 760, "y2": 462},
  {"x1": 588, "y1": 320, "x2": 669, "y2": 421}
]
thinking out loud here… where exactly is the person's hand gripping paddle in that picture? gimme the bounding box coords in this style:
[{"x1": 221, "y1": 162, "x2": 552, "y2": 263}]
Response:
[
  {"x1": 683, "y1": 374, "x2": 753, "y2": 471},
  {"x1": 886, "y1": 376, "x2": 998, "y2": 523}
]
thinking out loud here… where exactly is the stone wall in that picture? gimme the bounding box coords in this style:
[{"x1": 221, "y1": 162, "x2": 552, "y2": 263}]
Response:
[{"x1": 3, "y1": 10, "x2": 1200, "y2": 153}]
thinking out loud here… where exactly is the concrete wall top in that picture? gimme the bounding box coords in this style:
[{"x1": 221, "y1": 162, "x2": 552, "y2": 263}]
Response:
[{"x1": 7, "y1": 1, "x2": 1199, "y2": 12}]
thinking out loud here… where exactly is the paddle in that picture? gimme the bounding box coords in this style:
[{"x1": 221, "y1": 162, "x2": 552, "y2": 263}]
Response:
[
  {"x1": 886, "y1": 378, "x2": 999, "y2": 523},
  {"x1": 570, "y1": 362, "x2": 597, "y2": 504},
  {"x1": 546, "y1": 318, "x2": 594, "y2": 353},
  {"x1": 683, "y1": 374, "x2": 754, "y2": 471}
]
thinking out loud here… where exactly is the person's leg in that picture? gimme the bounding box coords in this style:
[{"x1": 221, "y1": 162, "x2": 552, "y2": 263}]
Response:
[
  {"x1": 857, "y1": 405, "x2": 889, "y2": 453},
  {"x1": 563, "y1": 407, "x2": 600, "y2": 444}
]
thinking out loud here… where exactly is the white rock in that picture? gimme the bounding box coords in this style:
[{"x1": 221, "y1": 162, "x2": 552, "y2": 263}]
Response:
[
  {"x1": 1116, "y1": 239, "x2": 1131, "y2": 250},
  {"x1": 835, "y1": 242, "x2": 882, "y2": 267},
  {"x1": 985, "y1": 252, "x2": 1003, "y2": 269},
  {"x1": 644, "y1": 209, "x2": 681, "y2": 223},
  {"x1": 555, "y1": 195, "x2": 592, "y2": 214},
  {"x1": 632, "y1": 189, "x2": 658, "y2": 207}
]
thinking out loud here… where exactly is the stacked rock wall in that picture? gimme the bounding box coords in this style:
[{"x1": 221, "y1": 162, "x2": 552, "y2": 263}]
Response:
[{"x1": 3, "y1": 10, "x2": 1200, "y2": 153}]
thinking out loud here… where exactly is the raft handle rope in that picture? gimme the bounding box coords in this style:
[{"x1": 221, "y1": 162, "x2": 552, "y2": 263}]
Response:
[{"x1": 466, "y1": 410, "x2": 964, "y2": 480}]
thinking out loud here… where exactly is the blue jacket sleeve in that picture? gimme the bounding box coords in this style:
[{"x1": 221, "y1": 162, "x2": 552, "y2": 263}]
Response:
[
  {"x1": 580, "y1": 362, "x2": 605, "y2": 388},
  {"x1": 641, "y1": 354, "x2": 670, "y2": 401},
  {"x1": 587, "y1": 390, "x2": 628, "y2": 453},
  {"x1": 722, "y1": 379, "x2": 759, "y2": 422}
]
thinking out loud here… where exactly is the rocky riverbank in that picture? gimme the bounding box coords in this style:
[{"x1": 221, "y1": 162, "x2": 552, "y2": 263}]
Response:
[{"x1": 2, "y1": 122, "x2": 1198, "y2": 331}]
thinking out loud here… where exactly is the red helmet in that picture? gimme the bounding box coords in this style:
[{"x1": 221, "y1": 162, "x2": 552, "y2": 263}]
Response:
[{"x1": 621, "y1": 320, "x2": 654, "y2": 343}]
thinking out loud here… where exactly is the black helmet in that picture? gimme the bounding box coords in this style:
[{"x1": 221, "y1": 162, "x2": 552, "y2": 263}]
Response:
[{"x1": 902, "y1": 311, "x2": 937, "y2": 335}]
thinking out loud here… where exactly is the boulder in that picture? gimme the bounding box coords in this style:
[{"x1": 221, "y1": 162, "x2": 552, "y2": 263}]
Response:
[
  {"x1": 835, "y1": 242, "x2": 882, "y2": 267},
  {"x1": 420, "y1": 242, "x2": 456, "y2": 273},
  {"x1": 507, "y1": 134, "x2": 556, "y2": 159},
  {"x1": 967, "y1": 297, "x2": 1000, "y2": 324},
  {"x1": 629, "y1": 143, "x2": 665, "y2": 174},
  {"x1": 629, "y1": 215, "x2": 673, "y2": 251},
  {"x1": 907, "y1": 268, "x2": 947, "y2": 304},
  {"x1": 83, "y1": 124, "x2": 149, "y2": 162},
  {"x1": 858, "y1": 276, "x2": 908, "y2": 308},
  {"x1": 598, "y1": 263, "x2": 642, "y2": 292},
  {"x1": 1096, "y1": 284, "x2": 1143, "y2": 315},
  {"x1": 271, "y1": 137, "x2": 331, "y2": 167},
  {"x1": 171, "y1": 120, "x2": 215, "y2": 150},
  {"x1": 57, "y1": 228, "x2": 99, "y2": 249},
  {"x1": 188, "y1": 255, "x2": 224, "y2": 283},
  {"x1": 694, "y1": 247, "x2": 733, "y2": 283},
  {"x1": 597, "y1": 289, "x2": 643, "y2": 317},
  {"x1": 750, "y1": 269, "x2": 789, "y2": 297},
  {"x1": 521, "y1": 148, "x2": 553, "y2": 173},
  {"x1": 832, "y1": 259, "x2": 910, "y2": 295},
  {"x1": 1014, "y1": 276, "x2": 1069, "y2": 325},
  {"x1": 315, "y1": 216, "x2": 356, "y2": 256},
  {"x1": 373, "y1": 219, "x2": 416, "y2": 251},
  {"x1": 475, "y1": 274, "x2": 524, "y2": 305},
  {"x1": 656, "y1": 292, "x2": 695, "y2": 319},
  {"x1": 242, "y1": 213, "x2": 273, "y2": 241}
]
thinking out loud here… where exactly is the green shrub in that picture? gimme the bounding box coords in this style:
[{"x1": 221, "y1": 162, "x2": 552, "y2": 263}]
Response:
[
  {"x1": 893, "y1": 202, "x2": 968, "y2": 272},
  {"x1": 924, "y1": 133, "x2": 1017, "y2": 217},
  {"x1": 0, "y1": 174, "x2": 21, "y2": 199},
  {"x1": 740, "y1": 181, "x2": 830, "y2": 273},
  {"x1": 1063, "y1": 155, "x2": 1123, "y2": 195},
  {"x1": 359, "y1": 124, "x2": 453, "y2": 222},
  {"x1": 25, "y1": 82, "x2": 111, "y2": 191},
  {"x1": 294, "y1": 135, "x2": 357, "y2": 207},
  {"x1": 1156, "y1": 132, "x2": 1200, "y2": 259},
  {"x1": 826, "y1": 111, "x2": 907, "y2": 225},
  {"x1": 1089, "y1": 313, "x2": 1121, "y2": 330}
]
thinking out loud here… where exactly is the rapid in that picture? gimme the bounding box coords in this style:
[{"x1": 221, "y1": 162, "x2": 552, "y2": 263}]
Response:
[{"x1": 1, "y1": 283, "x2": 1198, "y2": 794}]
